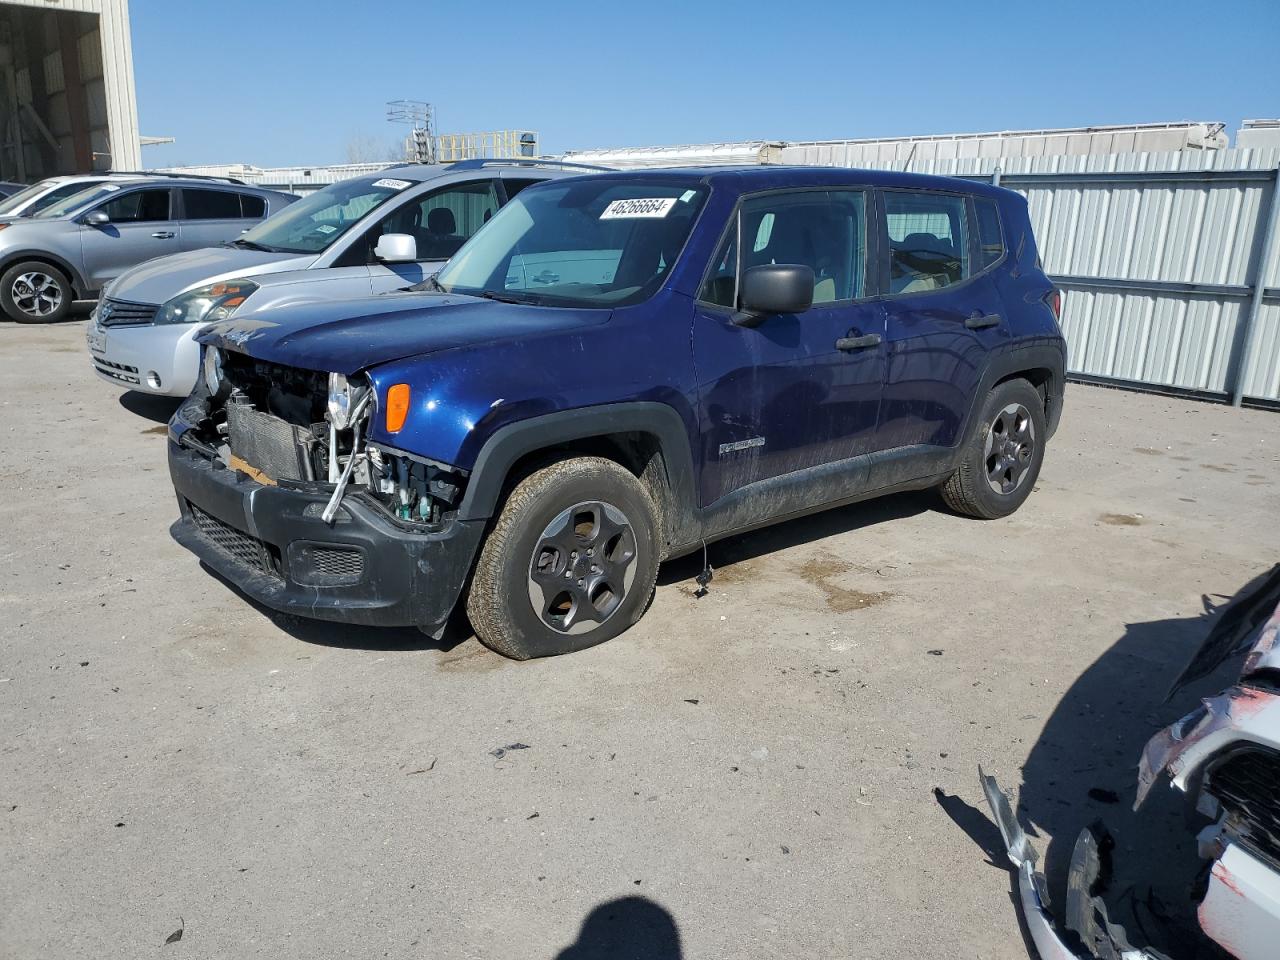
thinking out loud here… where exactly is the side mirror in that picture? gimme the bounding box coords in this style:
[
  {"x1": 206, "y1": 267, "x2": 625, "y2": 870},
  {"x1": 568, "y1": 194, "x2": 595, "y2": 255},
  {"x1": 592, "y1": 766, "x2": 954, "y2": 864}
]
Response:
[
  {"x1": 737, "y1": 264, "x2": 815, "y2": 323},
  {"x1": 83, "y1": 209, "x2": 110, "y2": 226},
  {"x1": 375, "y1": 232, "x2": 417, "y2": 263}
]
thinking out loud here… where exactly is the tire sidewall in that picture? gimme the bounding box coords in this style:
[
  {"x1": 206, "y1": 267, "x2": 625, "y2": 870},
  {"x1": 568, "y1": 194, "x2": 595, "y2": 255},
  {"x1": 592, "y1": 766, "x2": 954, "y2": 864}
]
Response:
[
  {"x1": 493, "y1": 464, "x2": 659, "y2": 658},
  {"x1": 968, "y1": 380, "x2": 1047, "y2": 517},
  {"x1": 1, "y1": 261, "x2": 72, "y2": 324}
]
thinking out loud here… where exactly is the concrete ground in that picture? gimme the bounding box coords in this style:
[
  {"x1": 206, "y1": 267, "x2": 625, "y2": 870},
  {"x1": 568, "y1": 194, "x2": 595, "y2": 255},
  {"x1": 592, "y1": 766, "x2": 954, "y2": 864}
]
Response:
[{"x1": 2, "y1": 316, "x2": 1277, "y2": 960}]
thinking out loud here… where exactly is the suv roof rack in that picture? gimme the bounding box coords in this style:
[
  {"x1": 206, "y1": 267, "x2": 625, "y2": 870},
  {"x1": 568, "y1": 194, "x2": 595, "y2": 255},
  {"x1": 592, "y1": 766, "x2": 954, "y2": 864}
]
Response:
[
  {"x1": 107, "y1": 171, "x2": 249, "y2": 185},
  {"x1": 445, "y1": 158, "x2": 612, "y2": 173}
]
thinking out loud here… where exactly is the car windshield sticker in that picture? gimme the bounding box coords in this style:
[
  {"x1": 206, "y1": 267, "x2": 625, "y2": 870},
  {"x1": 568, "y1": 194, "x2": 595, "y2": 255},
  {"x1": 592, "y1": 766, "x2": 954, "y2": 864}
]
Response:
[
  {"x1": 372, "y1": 178, "x2": 412, "y2": 190},
  {"x1": 315, "y1": 224, "x2": 337, "y2": 234},
  {"x1": 101, "y1": 184, "x2": 121, "y2": 191},
  {"x1": 600, "y1": 198, "x2": 677, "y2": 220},
  {"x1": 679, "y1": 190, "x2": 696, "y2": 203}
]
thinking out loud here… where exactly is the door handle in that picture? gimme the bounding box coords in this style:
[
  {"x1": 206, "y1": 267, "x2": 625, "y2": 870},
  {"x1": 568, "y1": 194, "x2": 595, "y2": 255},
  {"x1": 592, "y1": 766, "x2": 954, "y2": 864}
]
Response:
[
  {"x1": 151, "y1": 231, "x2": 176, "y2": 239},
  {"x1": 836, "y1": 333, "x2": 882, "y2": 351},
  {"x1": 965, "y1": 313, "x2": 1001, "y2": 330}
]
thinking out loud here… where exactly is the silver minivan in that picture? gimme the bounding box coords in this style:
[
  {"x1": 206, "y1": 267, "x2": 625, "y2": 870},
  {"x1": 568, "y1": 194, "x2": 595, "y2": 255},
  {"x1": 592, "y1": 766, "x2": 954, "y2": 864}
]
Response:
[
  {"x1": 87, "y1": 159, "x2": 596, "y2": 397},
  {"x1": 0, "y1": 175, "x2": 295, "y2": 324}
]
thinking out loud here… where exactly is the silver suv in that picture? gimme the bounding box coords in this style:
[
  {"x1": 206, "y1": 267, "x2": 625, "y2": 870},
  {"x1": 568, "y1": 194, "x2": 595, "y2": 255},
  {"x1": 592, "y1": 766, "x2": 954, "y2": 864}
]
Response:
[
  {"x1": 88, "y1": 159, "x2": 599, "y2": 396},
  {"x1": 0, "y1": 174, "x2": 297, "y2": 324}
]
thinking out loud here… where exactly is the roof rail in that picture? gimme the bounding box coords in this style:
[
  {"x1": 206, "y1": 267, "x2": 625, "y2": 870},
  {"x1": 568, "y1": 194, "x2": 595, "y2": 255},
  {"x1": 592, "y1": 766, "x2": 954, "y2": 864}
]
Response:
[
  {"x1": 111, "y1": 170, "x2": 249, "y2": 185},
  {"x1": 445, "y1": 158, "x2": 613, "y2": 173}
]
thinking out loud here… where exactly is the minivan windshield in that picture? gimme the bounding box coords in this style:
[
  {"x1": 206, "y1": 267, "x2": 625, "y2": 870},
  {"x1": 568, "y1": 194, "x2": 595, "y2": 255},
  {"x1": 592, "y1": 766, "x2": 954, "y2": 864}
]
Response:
[
  {"x1": 34, "y1": 182, "x2": 137, "y2": 218},
  {"x1": 1, "y1": 178, "x2": 110, "y2": 217},
  {"x1": 236, "y1": 176, "x2": 413, "y2": 254},
  {"x1": 435, "y1": 178, "x2": 708, "y2": 307}
]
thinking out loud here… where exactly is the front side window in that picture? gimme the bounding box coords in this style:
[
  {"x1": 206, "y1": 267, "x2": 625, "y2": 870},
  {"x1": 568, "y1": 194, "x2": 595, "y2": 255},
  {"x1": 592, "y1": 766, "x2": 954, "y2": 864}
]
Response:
[
  {"x1": 698, "y1": 190, "x2": 867, "y2": 309},
  {"x1": 35, "y1": 182, "x2": 137, "y2": 218},
  {"x1": 101, "y1": 189, "x2": 172, "y2": 222},
  {"x1": 182, "y1": 188, "x2": 242, "y2": 220},
  {"x1": 362, "y1": 180, "x2": 500, "y2": 263},
  {"x1": 237, "y1": 176, "x2": 413, "y2": 254},
  {"x1": 883, "y1": 191, "x2": 969, "y2": 294},
  {"x1": 436, "y1": 179, "x2": 707, "y2": 307}
]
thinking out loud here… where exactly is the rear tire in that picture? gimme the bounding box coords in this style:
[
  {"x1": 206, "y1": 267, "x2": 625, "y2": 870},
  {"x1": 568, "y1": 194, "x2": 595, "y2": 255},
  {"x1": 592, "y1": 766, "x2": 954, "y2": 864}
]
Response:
[
  {"x1": 466, "y1": 457, "x2": 660, "y2": 660},
  {"x1": 941, "y1": 378, "x2": 1046, "y2": 519},
  {"x1": 0, "y1": 261, "x2": 73, "y2": 324}
]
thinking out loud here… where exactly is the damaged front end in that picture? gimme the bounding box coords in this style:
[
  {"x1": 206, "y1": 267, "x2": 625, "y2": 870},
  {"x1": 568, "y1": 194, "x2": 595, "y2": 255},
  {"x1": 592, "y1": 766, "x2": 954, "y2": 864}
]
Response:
[
  {"x1": 983, "y1": 566, "x2": 1280, "y2": 960},
  {"x1": 167, "y1": 346, "x2": 485, "y2": 633}
]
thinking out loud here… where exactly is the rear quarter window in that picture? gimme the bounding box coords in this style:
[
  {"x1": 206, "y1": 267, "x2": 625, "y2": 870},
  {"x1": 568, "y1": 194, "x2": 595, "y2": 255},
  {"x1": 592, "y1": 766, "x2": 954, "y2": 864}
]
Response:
[{"x1": 974, "y1": 197, "x2": 1005, "y2": 269}]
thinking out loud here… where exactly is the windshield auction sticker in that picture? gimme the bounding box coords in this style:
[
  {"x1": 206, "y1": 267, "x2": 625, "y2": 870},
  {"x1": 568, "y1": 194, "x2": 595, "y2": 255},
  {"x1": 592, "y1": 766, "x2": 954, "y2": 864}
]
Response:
[
  {"x1": 600, "y1": 198, "x2": 677, "y2": 219},
  {"x1": 372, "y1": 178, "x2": 412, "y2": 190}
]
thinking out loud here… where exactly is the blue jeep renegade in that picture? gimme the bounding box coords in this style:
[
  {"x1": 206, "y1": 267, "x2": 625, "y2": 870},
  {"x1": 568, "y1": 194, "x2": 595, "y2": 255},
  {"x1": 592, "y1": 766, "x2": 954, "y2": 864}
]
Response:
[{"x1": 168, "y1": 167, "x2": 1065, "y2": 659}]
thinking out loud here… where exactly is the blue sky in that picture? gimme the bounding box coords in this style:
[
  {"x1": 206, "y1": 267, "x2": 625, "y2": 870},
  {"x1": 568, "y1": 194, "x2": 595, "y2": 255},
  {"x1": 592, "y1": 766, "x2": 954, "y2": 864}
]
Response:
[{"x1": 133, "y1": 0, "x2": 1280, "y2": 169}]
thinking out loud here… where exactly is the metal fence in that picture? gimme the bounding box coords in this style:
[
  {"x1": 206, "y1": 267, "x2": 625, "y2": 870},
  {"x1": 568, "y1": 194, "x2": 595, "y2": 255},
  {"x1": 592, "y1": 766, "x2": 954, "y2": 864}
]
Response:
[{"x1": 779, "y1": 145, "x2": 1280, "y2": 407}]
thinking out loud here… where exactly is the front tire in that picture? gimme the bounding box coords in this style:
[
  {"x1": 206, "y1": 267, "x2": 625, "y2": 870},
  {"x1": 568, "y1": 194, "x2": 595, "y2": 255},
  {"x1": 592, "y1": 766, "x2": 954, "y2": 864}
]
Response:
[
  {"x1": 941, "y1": 378, "x2": 1047, "y2": 519},
  {"x1": 466, "y1": 457, "x2": 661, "y2": 660},
  {"x1": 0, "y1": 261, "x2": 73, "y2": 324}
]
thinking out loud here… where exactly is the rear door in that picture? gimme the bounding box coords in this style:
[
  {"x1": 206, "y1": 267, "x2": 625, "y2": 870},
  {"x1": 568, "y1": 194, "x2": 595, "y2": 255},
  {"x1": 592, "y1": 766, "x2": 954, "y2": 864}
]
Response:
[
  {"x1": 177, "y1": 188, "x2": 263, "y2": 251},
  {"x1": 875, "y1": 188, "x2": 1008, "y2": 451},
  {"x1": 79, "y1": 187, "x2": 181, "y2": 289},
  {"x1": 692, "y1": 188, "x2": 885, "y2": 506}
]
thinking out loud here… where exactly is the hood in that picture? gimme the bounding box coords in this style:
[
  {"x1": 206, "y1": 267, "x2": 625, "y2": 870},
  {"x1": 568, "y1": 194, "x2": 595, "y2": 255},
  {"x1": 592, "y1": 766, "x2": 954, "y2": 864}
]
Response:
[
  {"x1": 106, "y1": 246, "x2": 316, "y2": 305},
  {"x1": 198, "y1": 293, "x2": 612, "y2": 375}
]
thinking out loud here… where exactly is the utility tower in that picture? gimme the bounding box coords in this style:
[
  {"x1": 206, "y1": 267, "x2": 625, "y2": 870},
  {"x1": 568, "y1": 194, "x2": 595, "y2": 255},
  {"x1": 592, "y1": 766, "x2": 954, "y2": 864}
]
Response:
[{"x1": 386, "y1": 100, "x2": 435, "y2": 164}]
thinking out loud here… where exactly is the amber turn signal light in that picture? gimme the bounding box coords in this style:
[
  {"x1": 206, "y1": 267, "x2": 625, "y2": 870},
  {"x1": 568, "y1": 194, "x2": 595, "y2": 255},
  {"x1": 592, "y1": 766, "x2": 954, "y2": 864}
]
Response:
[{"x1": 385, "y1": 383, "x2": 411, "y2": 433}]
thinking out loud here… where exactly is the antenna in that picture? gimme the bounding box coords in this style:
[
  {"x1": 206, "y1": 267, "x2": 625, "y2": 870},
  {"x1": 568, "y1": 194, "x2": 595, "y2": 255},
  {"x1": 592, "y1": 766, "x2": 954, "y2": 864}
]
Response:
[{"x1": 387, "y1": 100, "x2": 436, "y2": 164}]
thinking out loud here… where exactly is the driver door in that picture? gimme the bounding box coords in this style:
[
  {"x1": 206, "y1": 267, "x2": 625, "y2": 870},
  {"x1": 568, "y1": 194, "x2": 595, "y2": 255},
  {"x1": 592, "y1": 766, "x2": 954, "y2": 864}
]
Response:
[
  {"x1": 692, "y1": 189, "x2": 885, "y2": 507},
  {"x1": 80, "y1": 187, "x2": 181, "y2": 289}
]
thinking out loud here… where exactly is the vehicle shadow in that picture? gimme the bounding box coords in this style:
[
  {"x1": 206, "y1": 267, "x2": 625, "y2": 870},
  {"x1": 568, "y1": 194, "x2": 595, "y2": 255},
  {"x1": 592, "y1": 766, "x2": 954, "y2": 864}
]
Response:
[
  {"x1": 976, "y1": 588, "x2": 1252, "y2": 956},
  {"x1": 119, "y1": 391, "x2": 182, "y2": 423},
  {"x1": 196, "y1": 561, "x2": 470, "y2": 653},
  {"x1": 554, "y1": 896, "x2": 682, "y2": 960},
  {"x1": 657, "y1": 489, "x2": 935, "y2": 587}
]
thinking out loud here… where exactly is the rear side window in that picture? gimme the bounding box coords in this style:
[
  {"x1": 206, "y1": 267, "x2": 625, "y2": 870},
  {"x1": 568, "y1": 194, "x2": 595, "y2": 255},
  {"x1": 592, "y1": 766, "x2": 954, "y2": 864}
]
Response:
[
  {"x1": 883, "y1": 191, "x2": 969, "y2": 294},
  {"x1": 240, "y1": 193, "x2": 266, "y2": 218},
  {"x1": 182, "y1": 189, "x2": 241, "y2": 220},
  {"x1": 102, "y1": 189, "x2": 171, "y2": 222},
  {"x1": 974, "y1": 197, "x2": 1004, "y2": 269},
  {"x1": 700, "y1": 189, "x2": 867, "y2": 308}
]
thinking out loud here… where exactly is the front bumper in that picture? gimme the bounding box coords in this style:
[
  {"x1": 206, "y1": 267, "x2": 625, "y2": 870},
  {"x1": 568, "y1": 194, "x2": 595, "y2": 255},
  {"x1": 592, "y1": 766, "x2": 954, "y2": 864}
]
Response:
[
  {"x1": 88, "y1": 314, "x2": 201, "y2": 397},
  {"x1": 168, "y1": 440, "x2": 485, "y2": 633}
]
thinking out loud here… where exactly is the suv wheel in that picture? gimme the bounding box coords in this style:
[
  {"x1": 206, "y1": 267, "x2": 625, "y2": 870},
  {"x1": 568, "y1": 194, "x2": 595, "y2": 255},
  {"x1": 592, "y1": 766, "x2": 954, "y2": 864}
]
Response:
[
  {"x1": 466, "y1": 457, "x2": 660, "y2": 660},
  {"x1": 1, "y1": 261, "x2": 73, "y2": 323},
  {"x1": 941, "y1": 378, "x2": 1047, "y2": 519}
]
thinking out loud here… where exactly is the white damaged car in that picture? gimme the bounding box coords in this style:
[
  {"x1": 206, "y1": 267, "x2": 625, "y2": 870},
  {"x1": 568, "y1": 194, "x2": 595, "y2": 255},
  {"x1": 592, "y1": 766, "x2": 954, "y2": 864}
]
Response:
[{"x1": 984, "y1": 565, "x2": 1280, "y2": 960}]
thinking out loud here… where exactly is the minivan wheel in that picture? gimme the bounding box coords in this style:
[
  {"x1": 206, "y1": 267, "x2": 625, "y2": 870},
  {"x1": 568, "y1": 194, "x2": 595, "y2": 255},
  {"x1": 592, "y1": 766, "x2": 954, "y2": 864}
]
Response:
[
  {"x1": 466, "y1": 457, "x2": 660, "y2": 660},
  {"x1": 0, "y1": 261, "x2": 73, "y2": 324},
  {"x1": 941, "y1": 378, "x2": 1047, "y2": 519}
]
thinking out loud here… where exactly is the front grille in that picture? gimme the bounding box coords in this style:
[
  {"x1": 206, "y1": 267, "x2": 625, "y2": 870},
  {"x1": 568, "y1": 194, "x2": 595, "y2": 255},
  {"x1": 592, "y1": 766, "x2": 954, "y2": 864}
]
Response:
[
  {"x1": 312, "y1": 547, "x2": 364, "y2": 581},
  {"x1": 1207, "y1": 745, "x2": 1280, "y2": 868},
  {"x1": 188, "y1": 503, "x2": 281, "y2": 579},
  {"x1": 97, "y1": 297, "x2": 158, "y2": 327},
  {"x1": 92, "y1": 357, "x2": 140, "y2": 384}
]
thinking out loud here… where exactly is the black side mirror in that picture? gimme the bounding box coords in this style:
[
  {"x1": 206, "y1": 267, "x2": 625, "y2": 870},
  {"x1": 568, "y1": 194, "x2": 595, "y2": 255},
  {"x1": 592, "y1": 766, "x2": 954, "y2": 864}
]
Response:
[{"x1": 736, "y1": 264, "x2": 814, "y2": 324}]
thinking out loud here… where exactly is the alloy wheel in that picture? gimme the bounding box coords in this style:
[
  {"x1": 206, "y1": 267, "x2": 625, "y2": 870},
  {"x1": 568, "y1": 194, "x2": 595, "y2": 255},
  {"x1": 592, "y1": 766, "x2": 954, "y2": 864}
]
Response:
[
  {"x1": 12, "y1": 271, "x2": 63, "y2": 318},
  {"x1": 984, "y1": 402, "x2": 1036, "y2": 495}
]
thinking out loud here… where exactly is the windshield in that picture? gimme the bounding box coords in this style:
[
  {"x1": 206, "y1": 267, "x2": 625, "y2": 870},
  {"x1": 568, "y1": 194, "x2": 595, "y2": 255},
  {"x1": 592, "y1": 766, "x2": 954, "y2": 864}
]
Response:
[
  {"x1": 236, "y1": 176, "x2": 415, "y2": 254},
  {"x1": 435, "y1": 178, "x2": 708, "y2": 307},
  {"x1": 0, "y1": 178, "x2": 108, "y2": 217},
  {"x1": 35, "y1": 182, "x2": 136, "y2": 218}
]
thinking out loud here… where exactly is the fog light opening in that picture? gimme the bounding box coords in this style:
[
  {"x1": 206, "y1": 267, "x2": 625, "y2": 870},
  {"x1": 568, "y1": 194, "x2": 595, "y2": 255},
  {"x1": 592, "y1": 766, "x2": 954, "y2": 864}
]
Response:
[{"x1": 145, "y1": 371, "x2": 162, "y2": 390}]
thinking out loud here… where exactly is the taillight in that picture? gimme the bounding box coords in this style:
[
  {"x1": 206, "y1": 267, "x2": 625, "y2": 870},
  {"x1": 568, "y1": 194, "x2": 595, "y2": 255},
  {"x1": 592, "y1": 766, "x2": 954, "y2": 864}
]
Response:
[{"x1": 1046, "y1": 289, "x2": 1062, "y2": 322}]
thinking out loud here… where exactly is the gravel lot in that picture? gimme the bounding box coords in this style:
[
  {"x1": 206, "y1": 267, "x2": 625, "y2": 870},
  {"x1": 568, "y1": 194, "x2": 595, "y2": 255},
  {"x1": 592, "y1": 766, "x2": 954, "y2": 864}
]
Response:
[{"x1": 2, "y1": 316, "x2": 1277, "y2": 959}]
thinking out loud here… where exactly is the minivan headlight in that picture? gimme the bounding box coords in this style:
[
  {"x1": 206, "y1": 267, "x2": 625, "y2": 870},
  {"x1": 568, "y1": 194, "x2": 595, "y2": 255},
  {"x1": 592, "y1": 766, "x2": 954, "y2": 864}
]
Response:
[
  {"x1": 203, "y1": 346, "x2": 224, "y2": 396},
  {"x1": 156, "y1": 280, "x2": 258, "y2": 325}
]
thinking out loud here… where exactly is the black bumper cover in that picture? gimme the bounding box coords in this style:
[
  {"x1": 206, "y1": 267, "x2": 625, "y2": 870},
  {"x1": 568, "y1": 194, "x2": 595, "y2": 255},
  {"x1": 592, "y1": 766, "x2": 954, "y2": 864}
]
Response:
[{"x1": 168, "y1": 441, "x2": 485, "y2": 633}]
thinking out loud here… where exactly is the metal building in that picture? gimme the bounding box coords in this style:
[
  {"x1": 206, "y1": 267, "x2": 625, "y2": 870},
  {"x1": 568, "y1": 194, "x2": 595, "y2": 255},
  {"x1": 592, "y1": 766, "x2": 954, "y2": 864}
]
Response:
[{"x1": 0, "y1": 0, "x2": 139, "y2": 181}]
